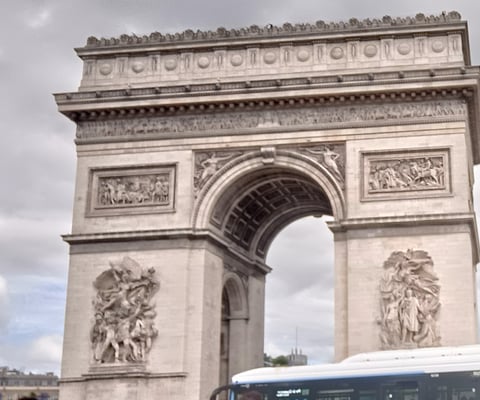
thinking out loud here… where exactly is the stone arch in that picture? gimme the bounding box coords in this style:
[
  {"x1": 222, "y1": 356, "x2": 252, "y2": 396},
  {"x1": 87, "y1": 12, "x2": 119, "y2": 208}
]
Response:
[
  {"x1": 193, "y1": 149, "x2": 345, "y2": 259},
  {"x1": 222, "y1": 272, "x2": 248, "y2": 319},
  {"x1": 220, "y1": 272, "x2": 249, "y2": 387}
]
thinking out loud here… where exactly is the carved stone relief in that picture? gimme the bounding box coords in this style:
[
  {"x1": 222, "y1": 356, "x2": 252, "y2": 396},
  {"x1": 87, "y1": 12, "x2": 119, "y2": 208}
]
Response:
[
  {"x1": 362, "y1": 150, "x2": 449, "y2": 200},
  {"x1": 378, "y1": 249, "x2": 441, "y2": 349},
  {"x1": 90, "y1": 257, "x2": 160, "y2": 364},
  {"x1": 298, "y1": 144, "x2": 345, "y2": 184},
  {"x1": 88, "y1": 165, "x2": 175, "y2": 216},
  {"x1": 193, "y1": 151, "x2": 243, "y2": 197},
  {"x1": 76, "y1": 100, "x2": 467, "y2": 142}
]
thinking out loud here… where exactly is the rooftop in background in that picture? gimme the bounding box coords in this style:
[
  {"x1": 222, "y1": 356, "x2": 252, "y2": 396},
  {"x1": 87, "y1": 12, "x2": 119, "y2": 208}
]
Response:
[{"x1": 0, "y1": 367, "x2": 59, "y2": 387}]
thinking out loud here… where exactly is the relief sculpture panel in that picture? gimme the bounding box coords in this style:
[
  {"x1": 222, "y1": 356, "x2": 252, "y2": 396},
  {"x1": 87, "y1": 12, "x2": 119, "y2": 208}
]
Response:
[
  {"x1": 362, "y1": 149, "x2": 449, "y2": 200},
  {"x1": 193, "y1": 151, "x2": 243, "y2": 197},
  {"x1": 90, "y1": 257, "x2": 160, "y2": 364},
  {"x1": 87, "y1": 165, "x2": 175, "y2": 216},
  {"x1": 299, "y1": 143, "x2": 345, "y2": 186},
  {"x1": 378, "y1": 249, "x2": 441, "y2": 349}
]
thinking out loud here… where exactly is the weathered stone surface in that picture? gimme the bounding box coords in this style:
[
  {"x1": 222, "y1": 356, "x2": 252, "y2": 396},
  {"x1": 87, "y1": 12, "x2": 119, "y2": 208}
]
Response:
[{"x1": 56, "y1": 12, "x2": 480, "y2": 400}]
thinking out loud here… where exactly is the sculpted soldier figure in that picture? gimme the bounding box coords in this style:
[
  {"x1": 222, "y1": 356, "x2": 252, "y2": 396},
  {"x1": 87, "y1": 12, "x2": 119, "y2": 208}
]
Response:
[{"x1": 90, "y1": 257, "x2": 159, "y2": 364}]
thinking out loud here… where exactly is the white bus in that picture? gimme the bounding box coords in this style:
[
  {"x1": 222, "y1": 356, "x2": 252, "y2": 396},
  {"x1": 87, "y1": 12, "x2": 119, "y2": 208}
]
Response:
[{"x1": 211, "y1": 345, "x2": 480, "y2": 400}]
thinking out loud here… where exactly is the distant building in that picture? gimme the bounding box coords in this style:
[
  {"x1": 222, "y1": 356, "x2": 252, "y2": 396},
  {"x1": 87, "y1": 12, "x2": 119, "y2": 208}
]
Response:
[
  {"x1": 287, "y1": 348, "x2": 308, "y2": 366},
  {"x1": 0, "y1": 367, "x2": 59, "y2": 400}
]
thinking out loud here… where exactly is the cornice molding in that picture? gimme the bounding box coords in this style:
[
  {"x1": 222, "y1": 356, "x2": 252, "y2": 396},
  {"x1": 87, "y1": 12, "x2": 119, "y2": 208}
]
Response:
[
  {"x1": 63, "y1": 227, "x2": 272, "y2": 274},
  {"x1": 329, "y1": 212, "x2": 477, "y2": 231},
  {"x1": 55, "y1": 66, "x2": 479, "y2": 119},
  {"x1": 329, "y1": 211, "x2": 480, "y2": 263}
]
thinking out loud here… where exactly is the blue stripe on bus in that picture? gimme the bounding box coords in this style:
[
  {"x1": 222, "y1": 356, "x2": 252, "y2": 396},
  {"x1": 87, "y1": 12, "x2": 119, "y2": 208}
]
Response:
[{"x1": 234, "y1": 370, "x2": 425, "y2": 384}]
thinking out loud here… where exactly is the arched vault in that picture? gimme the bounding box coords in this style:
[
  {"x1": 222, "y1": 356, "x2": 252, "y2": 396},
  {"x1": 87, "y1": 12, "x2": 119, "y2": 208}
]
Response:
[{"x1": 194, "y1": 150, "x2": 345, "y2": 260}]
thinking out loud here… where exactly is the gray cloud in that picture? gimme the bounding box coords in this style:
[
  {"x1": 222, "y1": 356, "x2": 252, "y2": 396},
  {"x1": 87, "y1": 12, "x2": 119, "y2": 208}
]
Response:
[
  {"x1": 0, "y1": 275, "x2": 9, "y2": 331},
  {"x1": 266, "y1": 217, "x2": 334, "y2": 361}
]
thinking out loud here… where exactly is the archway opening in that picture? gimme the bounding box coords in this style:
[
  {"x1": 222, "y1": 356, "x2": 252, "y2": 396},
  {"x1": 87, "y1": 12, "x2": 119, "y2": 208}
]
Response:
[
  {"x1": 265, "y1": 215, "x2": 334, "y2": 365},
  {"x1": 209, "y1": 162, "x2": 340, "y2": 384}
]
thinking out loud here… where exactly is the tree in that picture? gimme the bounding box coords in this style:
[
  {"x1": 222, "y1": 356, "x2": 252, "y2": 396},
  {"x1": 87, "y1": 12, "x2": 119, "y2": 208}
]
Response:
[{"x1": 271, "y1": 355, "x2": 289, "y2": 366}]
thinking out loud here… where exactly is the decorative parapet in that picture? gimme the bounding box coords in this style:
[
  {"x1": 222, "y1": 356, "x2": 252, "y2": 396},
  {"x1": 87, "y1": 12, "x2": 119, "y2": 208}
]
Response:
[
  {"x1": 75, "y1": 12, "x2": 467, "y2": 89},
  {"x1": 84, "y1": 12, "x2": 462, "y2": 48}
]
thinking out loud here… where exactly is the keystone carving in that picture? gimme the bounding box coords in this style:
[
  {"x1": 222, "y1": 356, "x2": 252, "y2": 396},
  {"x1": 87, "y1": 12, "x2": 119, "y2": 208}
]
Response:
[
  {"x1": 90, "y1": 257, "x2": 160, "y2": 364},
  {"x1": 378, "y1": 249, "x2": 441, "y2": 349}
]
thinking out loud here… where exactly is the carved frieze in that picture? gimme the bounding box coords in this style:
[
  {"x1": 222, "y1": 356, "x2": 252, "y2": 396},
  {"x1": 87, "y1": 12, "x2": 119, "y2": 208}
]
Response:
[
  {"x1": 76, "y1": 100, "x2": 467, "y2": 142},
  {"x1": 194, "y1": 151, "x2": 243, "y2": 197},
  {"x1": 87, "y1": 165, "x2": 175, "y2": 216},
  {"x1": 298, "y1": 144, "x2": 345, "y2": 185},
  {"x1": 90, "y1": 257, "x2": 160, "y2": 364},
  {"x1": 378, "y1": 249, "x2": 441, "y2": 349},
  {"x1": 362, "y1": 149, "x2": 450, "y2": 200}
]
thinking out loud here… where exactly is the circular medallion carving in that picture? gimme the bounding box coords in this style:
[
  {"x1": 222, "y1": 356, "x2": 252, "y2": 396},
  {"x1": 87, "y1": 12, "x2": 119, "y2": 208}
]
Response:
[
  {"x1": 263, "y1": 51, "x2": 277, "y2": 64},
  {"x1": 230, "y1": 54, "x2": 244, "y2": 67},
  {"x1": 364, "y1": 44, "x2": 378, "y2": 58},
  {"x1": 164, "y1": 57, "x2": 178, "y2": 71},
  {"x1": 197, "y1": 56, "x2": 210, "y2": 69},
  {"x1": 131, "y1": 61, "x2": 145, "y2": 73},
  {"x1": 431, "y1": 40, "x2": 445, "y2": 53},
  {"x1": 330, "y1": 47, "x2": 344, "y2": 60},
  {"x1": 296, "y1": 49, "x2": 310, "y2": 62},
  {"x1": 397, "y1": 42, "x2": 412, "y2": 55},
  {"x1": 99, "y1": 63, "x2": 113, "y2": 76}
]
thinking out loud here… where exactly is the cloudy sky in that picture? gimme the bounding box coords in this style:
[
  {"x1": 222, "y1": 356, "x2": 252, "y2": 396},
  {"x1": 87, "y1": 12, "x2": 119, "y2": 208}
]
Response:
[{"x1": 1, "y1": 0, "x2": 480, "y2": 375}]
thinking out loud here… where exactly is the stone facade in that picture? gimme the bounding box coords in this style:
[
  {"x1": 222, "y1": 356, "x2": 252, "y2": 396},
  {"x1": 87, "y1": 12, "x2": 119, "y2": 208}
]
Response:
[{"x1": 56, "y1": 12, "x2": 480, "y2": 400}]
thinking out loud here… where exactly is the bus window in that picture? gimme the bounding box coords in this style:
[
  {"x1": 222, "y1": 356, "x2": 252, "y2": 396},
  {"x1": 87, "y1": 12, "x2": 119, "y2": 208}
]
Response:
[
  {"x1": 273, "y1": 387, "x2": 310, "y2": 400},
  {"x1": 238, "y1": 390, "x2": 264, "y2": 400},
  {"x1": 316, "y1": 388, "x2": 353, "y2": 400},
  {"x1": 358, "y1": 389, "x2": 377, "y2": 400},
  {"x1": 452, "y1": 387, "x2": 477, "y2": 400},
  {"x1": 431, "y1": 384, "x2": 447, "y2": 400},
  {"x1": 382, "y1": 381, "x2": 419, "y2": 400}
]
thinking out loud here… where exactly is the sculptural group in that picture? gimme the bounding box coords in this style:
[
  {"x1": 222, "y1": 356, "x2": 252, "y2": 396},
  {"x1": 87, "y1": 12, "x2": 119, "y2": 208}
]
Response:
[
  {"x1": 90, "y1": 257, "x2": 159, "y2": 364},
  {"x1": 379, "y1": 249, "x2": 441, "y2": 349}
]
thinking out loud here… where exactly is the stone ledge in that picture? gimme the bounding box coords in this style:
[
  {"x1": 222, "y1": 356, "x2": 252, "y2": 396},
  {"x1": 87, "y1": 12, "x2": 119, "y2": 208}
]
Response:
[
  {"x1": 59, "y1": 371, "x2": 188, "y2": 383},
  {"x1": 62, "y1": 228, "x2": 209, "y2": 244},
  {"x1": 329, "y1": 212, "x2": 477, "y2": 231},
  {"x1": 54, "y1": 66, "x2": 478, "y2": 108}
]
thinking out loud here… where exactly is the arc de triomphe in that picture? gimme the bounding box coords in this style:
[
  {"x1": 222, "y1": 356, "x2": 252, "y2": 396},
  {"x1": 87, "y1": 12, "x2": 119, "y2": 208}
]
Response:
[{"x1": 55, "y1": 12, "x2": 480, "y2": 400}]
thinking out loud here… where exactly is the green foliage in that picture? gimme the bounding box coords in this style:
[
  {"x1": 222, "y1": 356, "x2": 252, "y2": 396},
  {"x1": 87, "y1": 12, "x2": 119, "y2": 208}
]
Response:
[
  {"x1": 264, "y1": 353, "x2": 289, "y2": 366},
  {"x1": 271, "y1": 355, "x2": 289, "y2": 366}
]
